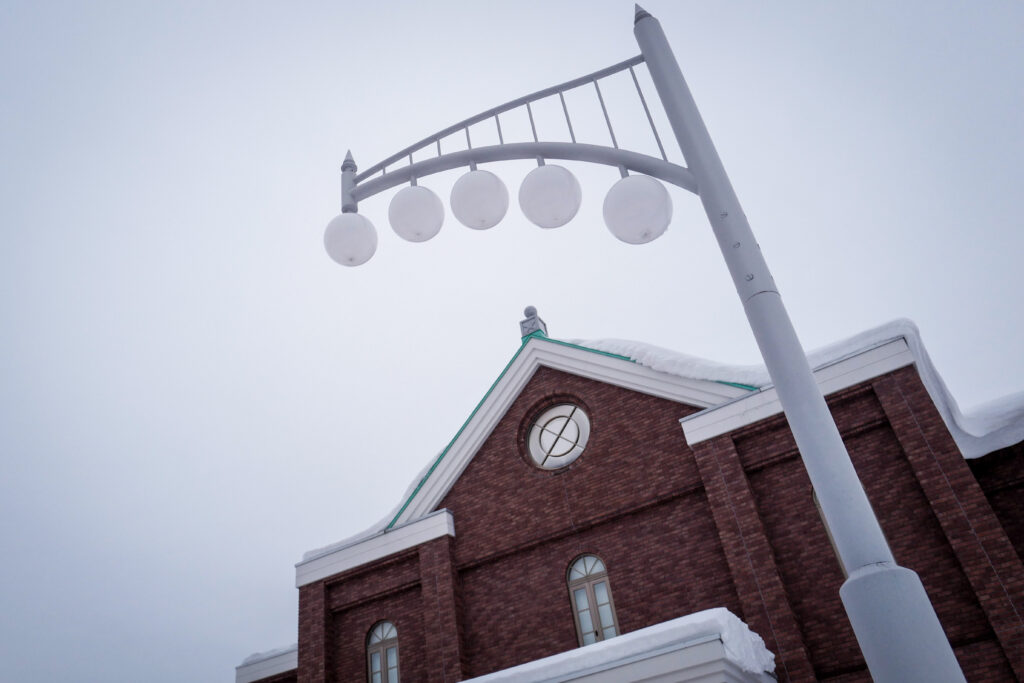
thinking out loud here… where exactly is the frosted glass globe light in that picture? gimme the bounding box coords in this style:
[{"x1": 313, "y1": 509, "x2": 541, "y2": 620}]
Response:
[
  {"x1": 389, "y1": 185, "x2": 444, "y2": 242},
  {"x1": 602, "y1": 175, "x2": 672, "y2": 244},
  {"x1": 324, "y1": 212, "x2": 377, "y2": 266},
  {"x1": 518, "y1": 164, "x2": 582, "y2": 229},
  {"x1": 450, "y1": 169, "x2": 509, "y2": 230}
]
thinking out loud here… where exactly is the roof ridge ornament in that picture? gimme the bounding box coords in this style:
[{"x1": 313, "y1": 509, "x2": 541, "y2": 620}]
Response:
[{"x1": 519, "y1": 305, "x2": 548, "y2": 339}]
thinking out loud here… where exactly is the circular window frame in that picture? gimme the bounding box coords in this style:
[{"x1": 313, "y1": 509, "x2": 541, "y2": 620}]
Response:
[{"x1": 525, "y1": 402, "x2": 591, "y2": 470}]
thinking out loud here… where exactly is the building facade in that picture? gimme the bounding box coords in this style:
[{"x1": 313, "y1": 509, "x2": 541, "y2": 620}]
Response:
[{"x1": 237, "y1": 315, "x2": 1024, "y2": 682}]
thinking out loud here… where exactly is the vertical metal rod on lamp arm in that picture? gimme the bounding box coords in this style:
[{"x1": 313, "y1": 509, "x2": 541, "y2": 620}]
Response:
[{"x1": 633, "y1": 6, "x2": 964, "y2": 682}]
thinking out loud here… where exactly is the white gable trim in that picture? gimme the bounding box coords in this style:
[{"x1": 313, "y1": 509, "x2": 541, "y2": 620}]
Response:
[
  {"x1": 528, "y1": 338, "x2": 750, "y2": 407},
  {"x1": 236, "y1": 645, "x2": 297, "y2": 683},
  {"x1": 680, "y1": 338, "x2": 914, "y2": 445},
  {"x1": 295, "y1": 509, "x2": 454, "y2": 587},
  {"x1": 390, "y1": 337, "x2": 748, "y2": 527}
]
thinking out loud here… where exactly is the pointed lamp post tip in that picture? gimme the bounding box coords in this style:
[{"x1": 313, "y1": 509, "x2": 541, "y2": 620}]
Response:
[
  {"x1": 341, "y1": 150, "x2": 358, "y2": 213},
  {"x1": 342, "y1": 150, "x2": 357, "y2": 173},
  {"x1": 634, "y1": 4, "x2": 652, "y2": 23}
]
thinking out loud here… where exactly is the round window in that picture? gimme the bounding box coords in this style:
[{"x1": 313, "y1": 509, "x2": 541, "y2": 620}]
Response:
[{"x1": 527, "y1": 403, "x2": 591, "y2": 470}]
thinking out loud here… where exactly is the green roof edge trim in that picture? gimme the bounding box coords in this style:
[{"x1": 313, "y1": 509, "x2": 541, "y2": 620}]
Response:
[
  {"x1": 385, "y1": 338, "x2": 532, "y2": 529},
  {"x1": 715, "y1": 379, "x2": 759, "y2": 391},
  {"x1": 385, "y1": 335, "x2": 636, "y2": 529},
  {"x1": 536, "y1": 335, "x2": 637, "y2": 363},
  {"x1": 385, "y1": 335, "x2": 753, "y2": 528}
]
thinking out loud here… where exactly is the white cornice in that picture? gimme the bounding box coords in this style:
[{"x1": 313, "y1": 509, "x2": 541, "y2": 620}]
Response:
[
  {"x1": 295, "y1": 509, "x2": 454, "y2": 587},
  {"x1": 680, "y1": 338, "x2": 914, "y2": 445},
  {"x1": 236, "y1": 645, "x2": 297, "y2": 683}
]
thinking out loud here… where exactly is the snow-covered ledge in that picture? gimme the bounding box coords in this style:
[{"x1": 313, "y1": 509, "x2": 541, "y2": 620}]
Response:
[
  {"x1": 680, "y1": 338, "x2": 914, "y2": 445},
  {"x1": 295, "y1": 509, "x2": 454, "y2": 587},
  {"x1": 463, "y1": 608, "x2": 775, "y2": 683},
  {"x1": 235, "y1": 643, "x2": 297, "y2": 683},
  {"x1": 586, "y1": 320, "x2": 1024, "y2": 458}
]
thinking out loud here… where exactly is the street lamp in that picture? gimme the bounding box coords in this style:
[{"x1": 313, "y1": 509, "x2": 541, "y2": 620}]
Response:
[{"x1": 325, "y1": 7, "x2": 965, "y2": 682}]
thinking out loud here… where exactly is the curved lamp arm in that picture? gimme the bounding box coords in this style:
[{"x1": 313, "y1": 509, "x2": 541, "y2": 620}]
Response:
[
  {"x1": 348, "y1": 143, "x2": 696, "y2": 208},
  {"x1": 341, "y1": 53, "x2": 683, "y2": 212}
]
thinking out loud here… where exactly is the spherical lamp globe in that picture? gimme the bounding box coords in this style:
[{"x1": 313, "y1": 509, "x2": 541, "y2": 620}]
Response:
[
  {"x1": 324, "y1": 212, "x2": 377, "y2": 266},
  {"x1": 518, "y1": 164, "x2": 582, "y2": 229},
  {"x1": 602, "y1": 175, "x2": 672, "y2": 244},
  {"x1": 389, "y1": 185, "x2": 444, "y2": 242},
  {"x1": 450, "y1": 169, "x2": 509, "y2": 230}
]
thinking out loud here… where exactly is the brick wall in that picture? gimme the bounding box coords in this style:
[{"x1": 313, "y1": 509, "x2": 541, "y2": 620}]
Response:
[
  {"x1": 723, "y1": 380, "x2": 1016, "y2": 680},
  {"x1": 969, "y1": 442, "x2": 1024, "y2": 562},
  {"x1": 439, "y1": 368, "x2": 706, "y2": 569},
  {"x1": 876, "y1": 368, "x2": 1024, "y2": 680},
  {"x1": 438, "y1": 367, "x2": 737, "y2": 677},
  {"x1": 295, "y1": 537, "x2": 463, "y2": 683},
  {"x1": 291, "y1": 363, "x2": 1024, "y2": 683}
]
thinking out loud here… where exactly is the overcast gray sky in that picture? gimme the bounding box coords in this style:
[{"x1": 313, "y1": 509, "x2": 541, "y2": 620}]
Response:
[{"x1": 2, "y1": 2, "x2": 1022, "y2": 681}]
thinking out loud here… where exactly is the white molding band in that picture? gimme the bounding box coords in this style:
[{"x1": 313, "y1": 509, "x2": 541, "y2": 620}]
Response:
[
  {"x1": 681, "y1": 339, "x2": 914, "y2": 445},
  {"x1": 235, "y1": 645, "x2": 297, "y2": 683},
  {"x1": 295, "y1": 509, "x2": 454, "y2": 587}
]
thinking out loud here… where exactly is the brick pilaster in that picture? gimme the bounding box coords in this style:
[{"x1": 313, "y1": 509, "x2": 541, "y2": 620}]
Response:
[
  {"x1": 419, "y1": 535, "x2": 465, "y2": 682},
  {"x1": 692, "y1": 435, "x2": 817, "y2": 683},
  {"x1": 297, "y1": 582, "x2": 329, "y2": 683},
  {"x1": 875, "y1": 370, "x2": 1024, "y2": 678}
]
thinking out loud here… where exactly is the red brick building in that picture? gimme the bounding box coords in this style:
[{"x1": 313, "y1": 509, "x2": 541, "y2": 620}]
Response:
[{"x1": 236, "y1": 314, "x2": 1024, "y2": 682}]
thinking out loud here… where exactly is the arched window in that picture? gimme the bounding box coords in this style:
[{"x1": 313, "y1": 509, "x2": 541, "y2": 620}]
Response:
[
  {"x1": 567, "y1": 554, "x2": 619, "y2": 646},
  {"x1": 366, "y1": 620, "x2": 399, "y2": 683}
]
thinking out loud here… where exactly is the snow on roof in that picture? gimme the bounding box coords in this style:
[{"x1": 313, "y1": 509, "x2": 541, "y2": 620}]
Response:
[
  {"x1": 239, "y1": 642, "x2": 296, "y2": 666},
  {"x1": 462, "y1": 607, "x2": 774, "y2": 681},
  {"x1": 569, "y1": 337, "x2": 771, "y2": 388},
  {"x1": 576, "y1": 319, "x2": 1024, "y2": 460},
  {"x1": 301, "y1": 452, "x2": 439, "y2": 562}
]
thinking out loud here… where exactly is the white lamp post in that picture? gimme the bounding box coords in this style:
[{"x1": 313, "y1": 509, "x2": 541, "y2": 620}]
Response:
[{"x1": 325, "y1": 7, "x2": 966, "y2": 681}]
